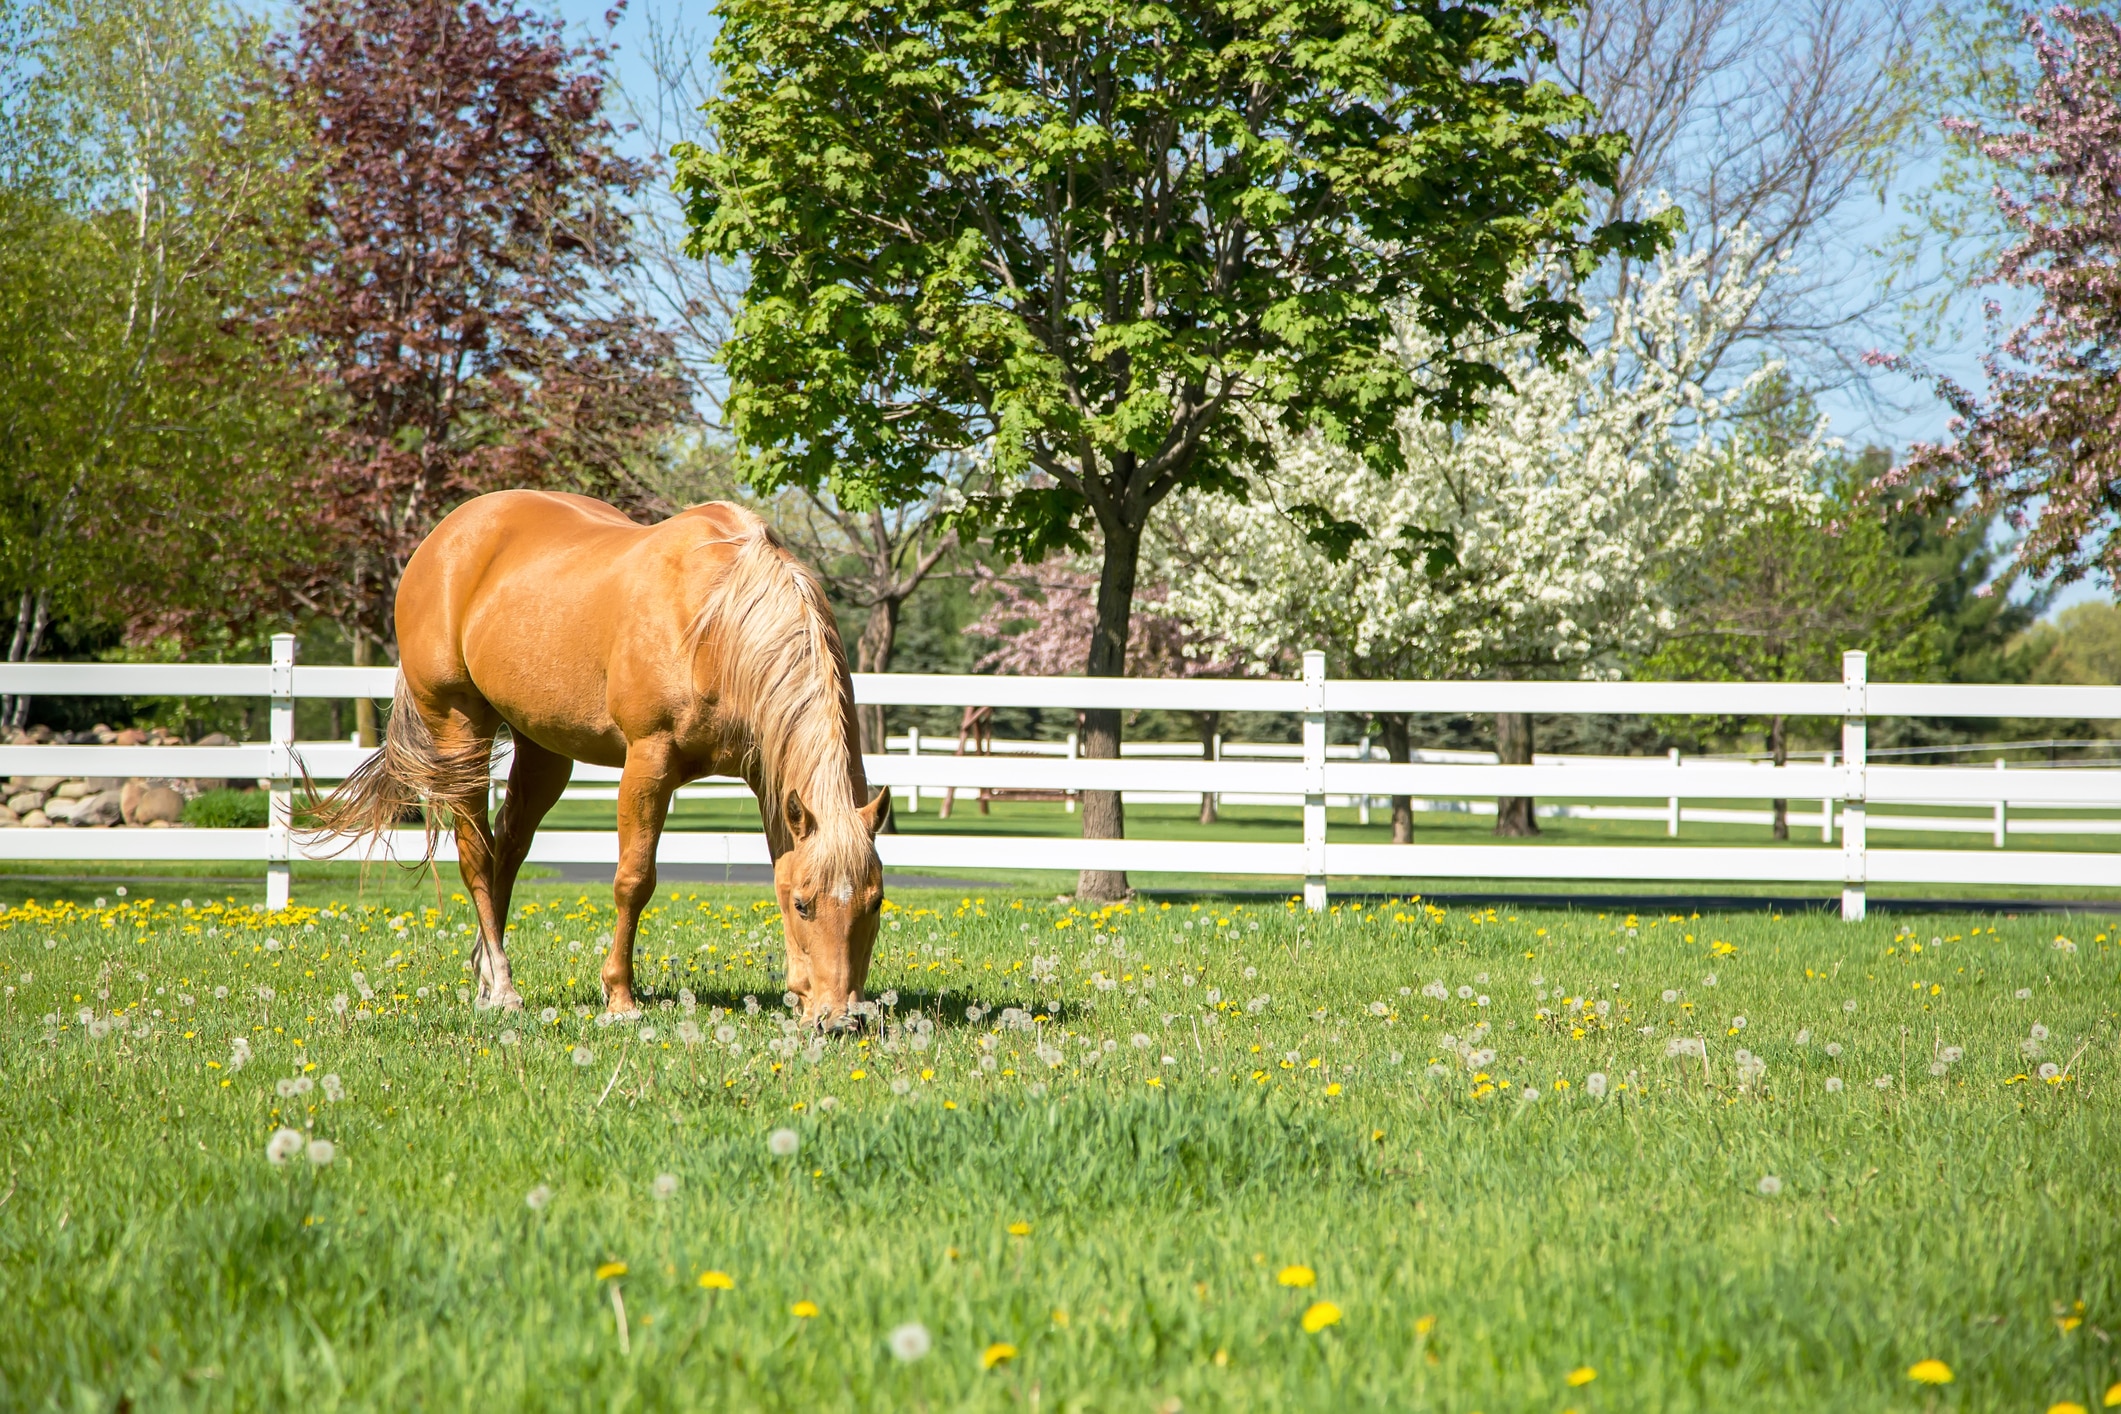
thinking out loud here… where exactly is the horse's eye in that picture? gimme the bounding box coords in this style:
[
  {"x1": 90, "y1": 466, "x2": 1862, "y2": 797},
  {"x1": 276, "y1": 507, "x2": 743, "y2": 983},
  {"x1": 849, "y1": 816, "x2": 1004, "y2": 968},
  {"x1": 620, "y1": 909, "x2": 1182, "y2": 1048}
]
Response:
[{"x1": 793, "y1": 895, "x2": 815, "y2": 920}]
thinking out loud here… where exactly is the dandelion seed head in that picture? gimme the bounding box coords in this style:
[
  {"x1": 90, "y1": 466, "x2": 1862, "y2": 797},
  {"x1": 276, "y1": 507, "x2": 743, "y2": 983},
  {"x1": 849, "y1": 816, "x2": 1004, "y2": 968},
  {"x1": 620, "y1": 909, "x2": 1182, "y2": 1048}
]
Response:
[
  {"x1": 768, "y1": 1128, "x2": 800, "y2": 1158},
  {"x1": 306, "y1": 1139, "x2": 335, "y2": 1167},
  {"x1": 1757, "y1": 1174, "x2": 1781, "y2": 1195},
  {"x1": 572, "y1": 1046, "x2": 594, "y2": 1067},
  {"x1": 265, "y1": 1127, "x2": 303, "y2": 1165},
  {"x1": 1825, "y1": 1076, "x2": 1844, "y2": 1092},
  {"x1": 888, "y1": 1322, "x2": 932, "y2": 1361},
  {"x1": 653, "y1": 1172, "x2": 679, "y2": 1200}
]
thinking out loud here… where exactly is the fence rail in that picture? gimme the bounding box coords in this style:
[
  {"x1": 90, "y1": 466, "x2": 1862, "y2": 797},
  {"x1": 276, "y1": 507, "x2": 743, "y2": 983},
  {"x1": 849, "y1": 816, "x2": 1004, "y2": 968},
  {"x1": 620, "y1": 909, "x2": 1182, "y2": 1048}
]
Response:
[{"x1": 3, "y1": 642, "x2": 2119, "y2": 916}]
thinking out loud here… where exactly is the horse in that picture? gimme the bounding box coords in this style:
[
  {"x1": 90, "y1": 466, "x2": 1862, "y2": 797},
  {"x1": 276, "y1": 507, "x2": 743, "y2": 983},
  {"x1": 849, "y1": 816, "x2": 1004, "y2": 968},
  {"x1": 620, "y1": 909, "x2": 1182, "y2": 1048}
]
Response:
[{"x1": 310, "y1": 490, "x2": 890, "y2": 1024}]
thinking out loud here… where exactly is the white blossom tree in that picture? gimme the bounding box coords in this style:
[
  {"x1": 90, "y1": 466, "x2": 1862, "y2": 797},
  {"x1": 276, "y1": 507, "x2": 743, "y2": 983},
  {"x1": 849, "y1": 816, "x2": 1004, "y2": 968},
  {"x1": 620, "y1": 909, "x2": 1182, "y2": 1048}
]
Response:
[{"x1": 1155, "y1": 235, "x2": 1823, "y2": 836}]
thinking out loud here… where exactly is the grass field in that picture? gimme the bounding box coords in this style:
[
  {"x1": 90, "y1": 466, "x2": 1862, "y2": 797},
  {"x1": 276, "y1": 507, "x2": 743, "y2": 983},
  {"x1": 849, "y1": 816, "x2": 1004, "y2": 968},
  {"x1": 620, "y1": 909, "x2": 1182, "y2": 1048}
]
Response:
[{"x1": 2, "y1": 879, "x2": 2117, "y2": 1411}]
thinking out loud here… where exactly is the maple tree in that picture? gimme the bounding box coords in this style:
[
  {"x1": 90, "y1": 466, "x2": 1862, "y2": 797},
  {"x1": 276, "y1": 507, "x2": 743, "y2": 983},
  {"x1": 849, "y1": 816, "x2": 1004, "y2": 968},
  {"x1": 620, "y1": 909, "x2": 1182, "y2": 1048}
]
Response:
[{"x1": 262, "y1": 0, "x2": 684, "y2": 739}]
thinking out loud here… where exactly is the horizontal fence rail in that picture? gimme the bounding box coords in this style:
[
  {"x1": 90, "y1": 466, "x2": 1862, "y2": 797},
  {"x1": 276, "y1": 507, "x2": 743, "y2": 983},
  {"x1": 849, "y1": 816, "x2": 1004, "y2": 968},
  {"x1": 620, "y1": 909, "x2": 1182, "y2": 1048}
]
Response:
[{"x1": 3, "y1": 644, "x2": 2119, "y2": 916}]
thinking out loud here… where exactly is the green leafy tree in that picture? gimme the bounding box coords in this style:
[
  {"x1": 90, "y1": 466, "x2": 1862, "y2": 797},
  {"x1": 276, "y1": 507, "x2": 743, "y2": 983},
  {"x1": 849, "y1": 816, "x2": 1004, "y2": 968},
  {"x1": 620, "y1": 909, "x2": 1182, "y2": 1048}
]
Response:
[
  {"x1": 677, "y1": 0, "x2": 1664, "y2": 898},
  {"x1": 1651, "y1": 392, "x2": 1936, "y2": 836}
]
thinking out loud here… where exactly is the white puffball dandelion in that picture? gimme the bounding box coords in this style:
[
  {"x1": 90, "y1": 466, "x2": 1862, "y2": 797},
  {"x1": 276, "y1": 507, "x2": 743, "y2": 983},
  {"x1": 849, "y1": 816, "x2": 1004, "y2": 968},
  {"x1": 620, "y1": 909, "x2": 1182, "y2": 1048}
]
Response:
[
  {"x1": 653, "y1": 1172, "x2": 679, "y2": 1200},
  {"x1": 540, "y1": 1006, "x2": 560, "y2": 1024},
  {"x1": 1842, "y1": 999, "x2": 1857, "y2": 1013},
  {"x1": 2015, "y1": 987, "x2": 2032, "y2": 1000},
  {"x1": 1824, "y1": 1042, "x2": 1843, "y2": 1058},
  {"x1": 306, "y1": 1138, "x2": 336, "y2": 1167},
  {"x1": 572, "y1": 1046, "x2": 594, "y2": 1067},
  {"x1": 888, "y1": 1322, "x2": 932, "y2": 1362},
  {"x1": 526, "y1": 1184, "x2": 552, "y2": 1210},
  {"x1": 2038, "y1": 1061, "x2": 2061, "y2": 1080},
  {"x1": 1824, "y1": 1076, "x2": 1844, "y2": 1093},
  {"x1": 1585, "y1": 1072, "x2": 1608, "y2": 1098},
  {"x1": 768, "y1": 1128, "x2": 800, "y2": 1158},
  {"x1": 1757, "y1": 1174, "x2": 1782, "y2": 1196},
  {"x1": 321, "y1": 1074, "x2": 345, "y2": 1103},
  {"x1": 265, "y1": 1127, "x2": 304, "y2": 1165}
]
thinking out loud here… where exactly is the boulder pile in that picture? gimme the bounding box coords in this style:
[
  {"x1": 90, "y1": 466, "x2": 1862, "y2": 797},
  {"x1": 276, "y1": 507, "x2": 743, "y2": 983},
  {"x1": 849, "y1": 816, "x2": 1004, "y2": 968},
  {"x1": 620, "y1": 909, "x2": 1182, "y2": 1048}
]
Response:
[{"x1": 0, "y1": 726, "x2": 258, "y2": 828}]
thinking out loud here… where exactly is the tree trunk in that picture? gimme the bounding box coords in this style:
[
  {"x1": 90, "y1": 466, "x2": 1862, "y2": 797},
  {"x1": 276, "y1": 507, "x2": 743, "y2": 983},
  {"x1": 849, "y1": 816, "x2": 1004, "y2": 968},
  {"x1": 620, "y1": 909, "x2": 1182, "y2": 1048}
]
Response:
[
  {"x1": 1770, "y1": 712, "x2": 1788, "y2": 841},
  {"x1": 1379, "y1": 712, "x2": 1414, "y2": 844},
  {"x1": 353, "y1": 627, "x2": 379, "y2": 749},
  {"x1": 4, "y1": 587, "x2": 51, "y2": 732},
  {"x1": 855, "y1": 597, "x2": 901, "y2": 832},
  {"x1": 1494, "y1": 711, "x2": 1539, "y2": 836},
  {"x1": 1078, "y1": 518, "x2": 1140, "y2": 902},
  {"x1": 1194, "y1": 710, "x2": 1221, "y2": 824}
]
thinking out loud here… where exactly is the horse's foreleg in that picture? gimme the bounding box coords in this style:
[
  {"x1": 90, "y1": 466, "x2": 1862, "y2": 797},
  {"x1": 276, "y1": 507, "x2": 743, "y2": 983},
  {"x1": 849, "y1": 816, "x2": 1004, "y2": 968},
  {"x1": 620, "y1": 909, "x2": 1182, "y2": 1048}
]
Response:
[
  {"x1": 474, "y1": 736, "x2": 573, "y2": 1010},
  {"x1": 602, "y1": 739, "x2": 676, "y2": 1016}
]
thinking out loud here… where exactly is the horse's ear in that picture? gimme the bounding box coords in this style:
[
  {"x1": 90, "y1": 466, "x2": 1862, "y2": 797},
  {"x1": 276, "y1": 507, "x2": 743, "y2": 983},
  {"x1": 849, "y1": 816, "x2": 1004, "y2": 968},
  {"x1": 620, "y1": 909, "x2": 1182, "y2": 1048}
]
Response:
[
  {"x1": 858, "y1": 786, "x2": 891, "y2": 835},
  {"x1": 783, "y1": 789, "x2": 813, "y2": 842}
]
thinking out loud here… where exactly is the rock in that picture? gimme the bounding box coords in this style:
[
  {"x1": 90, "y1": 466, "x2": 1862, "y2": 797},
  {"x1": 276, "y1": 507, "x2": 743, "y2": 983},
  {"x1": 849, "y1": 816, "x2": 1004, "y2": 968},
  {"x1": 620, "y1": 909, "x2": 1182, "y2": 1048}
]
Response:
[
  {"x1": 120, "y1": 779, "x2": 145, "y2": 823},
  {"x1": 134, "y1": 785, "x2": 185, "y2": 824},
  {"x1": 70, "y1": 791, "x2": 124, "y2": 827},
  {"x1": 8, "y1": 791, "x2": 46, "y2": 814},
  {"x1": 0, "y1": 805, "x2": 17, "y2": 826},
  {"x1": 146, "y1": 817, "x2": 173, "y2": 828},
  {"x1": 196, "y1": 732, "x2": 234, "y2": 747},
  {"x1": 87, "y1": 777, "x2": 121, "y2": 791},
  {"x1": 26, "y1": 775, "x2": 63, "y2": 792},
  {"x1": 42, "y1": 797, "x2": 78, "y2": 823},
  {"x1": 21, "y1": 810, "x2": 49, "y2": 827},
  {"x1": 113, "y1": 728, "x2": 147, "y2": 746},
  {"x1": 53, "y1": 780, "x2": 95, "y2": 800}
]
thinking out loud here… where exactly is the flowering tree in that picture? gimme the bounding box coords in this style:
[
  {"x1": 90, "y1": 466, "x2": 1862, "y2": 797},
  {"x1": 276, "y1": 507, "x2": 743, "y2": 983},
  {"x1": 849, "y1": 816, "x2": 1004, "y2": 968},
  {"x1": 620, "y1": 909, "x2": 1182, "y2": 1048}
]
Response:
[
  {"x1": 1880, "y1": 7, "x2": 2121, "y2": 587},
  {"x1": 1158, "y1": 237, "x2": 1821, "y2": 835}
]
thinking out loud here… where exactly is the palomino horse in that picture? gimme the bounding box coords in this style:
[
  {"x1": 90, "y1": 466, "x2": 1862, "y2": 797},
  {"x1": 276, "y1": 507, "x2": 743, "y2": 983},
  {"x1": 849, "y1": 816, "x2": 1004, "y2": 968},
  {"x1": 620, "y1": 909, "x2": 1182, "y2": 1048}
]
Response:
[{"x1": 313, "y1": 491, "x2": 890, "y2": 1023}]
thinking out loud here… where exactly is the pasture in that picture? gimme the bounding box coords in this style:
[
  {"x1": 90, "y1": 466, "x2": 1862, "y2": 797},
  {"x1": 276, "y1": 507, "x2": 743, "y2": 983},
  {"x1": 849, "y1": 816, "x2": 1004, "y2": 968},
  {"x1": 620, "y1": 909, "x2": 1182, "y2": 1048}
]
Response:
[{"x1": 0, "y1": 882, "x2": 2114, "y2": 1411}]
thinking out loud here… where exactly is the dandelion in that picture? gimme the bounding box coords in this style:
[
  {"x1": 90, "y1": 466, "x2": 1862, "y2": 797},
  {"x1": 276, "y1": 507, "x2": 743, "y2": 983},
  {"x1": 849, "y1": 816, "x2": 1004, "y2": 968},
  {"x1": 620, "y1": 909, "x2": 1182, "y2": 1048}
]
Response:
[
  {"x1": 1130, "y1": 1033, "x2": 1151, "y2": 1049},
  {"x1": 1906, "y1": 1359, "x2": 1953, "y2": 1385},
  {"x1": 540, "y1": 1006, "x2": 560, "y2": 1024},
  {"x1": 1276, "y1": 1265, "x2": 1316, "y2": 1288},
  {"x1": 1456, "y1": 985, "x2": 1474, "y2": 999},
  {"x1": 1825, "y1": 1042, "x2": 1843, "y2": 1058},
  {"x1": 1757, "y1": 1175, "x2": 1781, "y2": 1196},
  {"x1": 1730, "y1": 1016, "x2": 1747, "y2": 1031},
  {"x1": 572, "y1": 1046, "x2": 594, "y2": 1067},
  {"x1": 653, "y1": 1172, "x2": 679, "y2": 1200},
  {"x1": 2106, "y1": 1382, "x2": 2121, "y2": 1407},
  {"x1": 321, "y1": 1073, "x2": 344, "y2": 1103},
  {"x1": 1874, "y1": 1075, "x2": 1893, "y2": 1089},
  {"x1": 2038, "y1": 1062, "x2": 2061, "y2": 1080},
  {"x1": 981, "y1": 1341, "x2": 1018, "y2": 1369},
  {"x1": 1843, "y1": 999, "x2": 1857, "y2": 1013},
  {"x1": 768, "y1": 1128, "x2": 800, "y2": 1158},
  {"x1": 1301, "y1": 1301, "x2": 1342, "y2": 1333},
  {"x1": 1795, "y1": 1029, "x2": 1810, "y2": 1045},
  {"x1": 2031, "y1": 1023, "x2": 2050, "y2": 1041},
  {"x1": 790, "y1": 1300, "x2": 819, "y2": 1318},
  {"x1": 596, "y1": 1261, "x2": 628, "y2": 1281},
  {"x1": 2016, "y1": 987, "x2": 2033, "y2": 1000},
  {"x1": 526, "y1": 1184, "x2": 552, "y2": 1210},
  {"x1": 1703, "y1": 973, "x2": 1717, "y2": 988},
  {"x1": 1566, "y1": 1366, "x2": 1597, "y2": 1387},
  {"x1": 1585, "y1": 1072, "x2": 1608, "y2": 1098},
  {"x1": 1662, "y1": 989, "x2": 1679, "y2": 1004},
  {"x1": 698, "y1": 1270, "x2": 734, "y2": 1290},
  {"x1": 1008, "y1": 1221, "x2": 1031, "y2": 1236},
  {"x1": 2051, "y1": 1402, "x2": 2088, "y2": 1414},
  {"x1": 715, "y1": 1023, "x2": 737, "y2": 1044},
  {"x1": 307, "y1": 1139, "x2": 335, "y2": 1167},
  {"x1": 265, "y1": 1127, "x2": 304, "y2": 1165},
  {"x1": 888, "y1": 1322, "x2": 932, "y2": 1361}
]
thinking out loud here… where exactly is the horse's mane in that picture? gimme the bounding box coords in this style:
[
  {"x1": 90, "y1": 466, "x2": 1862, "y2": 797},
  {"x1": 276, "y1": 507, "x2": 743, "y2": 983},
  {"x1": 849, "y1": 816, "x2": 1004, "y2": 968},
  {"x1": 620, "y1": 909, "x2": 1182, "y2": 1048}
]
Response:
[{"x1": 688, "y1": 508, "x2": 873, "y2": 880}]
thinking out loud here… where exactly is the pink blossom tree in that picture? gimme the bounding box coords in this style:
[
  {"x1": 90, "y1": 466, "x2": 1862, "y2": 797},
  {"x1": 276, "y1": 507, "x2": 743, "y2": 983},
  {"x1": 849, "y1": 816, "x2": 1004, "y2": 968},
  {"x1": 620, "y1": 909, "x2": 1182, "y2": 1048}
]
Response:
[{"x1": 1881, "y1": 7, "x2": 2121, "y2": 586}]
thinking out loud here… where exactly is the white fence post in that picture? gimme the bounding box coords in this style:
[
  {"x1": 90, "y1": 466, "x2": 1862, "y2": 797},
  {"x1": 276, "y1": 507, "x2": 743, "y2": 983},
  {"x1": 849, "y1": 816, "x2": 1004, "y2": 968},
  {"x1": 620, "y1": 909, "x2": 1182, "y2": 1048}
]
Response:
[
  {"x1": 1667, "y1": 747, "x2": 1681, "y2": 836},
  {"x1": 1065, "y1": 730, "x2": 1077, "y2": 813},
  {"x1": 1303, "y1": 650, "x2": 1327, "y2": 911},
  {"x1": 267, "y1": 633, "x2": 295, "y2": 911},
  {"x1": 905, "y1": 727, "x2": 920, "y2": 813},
  {"x1": 1994, "y1": 757, "x2": 2007, "y2": 847},
  {"x1": 1841, "y1": 650, "x2": 1867, "y2": 921},
  {"x1": 1357, "y1": 734, "x2": 1371, "y2": 825}
]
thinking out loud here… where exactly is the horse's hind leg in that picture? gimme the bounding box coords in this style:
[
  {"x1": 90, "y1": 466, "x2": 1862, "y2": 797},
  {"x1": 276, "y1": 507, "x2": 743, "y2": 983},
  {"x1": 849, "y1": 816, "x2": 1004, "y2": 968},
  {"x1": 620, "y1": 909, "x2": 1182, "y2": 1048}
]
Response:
[{"x1": 471, "y1": 735, "x2": 573, "y2": 1010}]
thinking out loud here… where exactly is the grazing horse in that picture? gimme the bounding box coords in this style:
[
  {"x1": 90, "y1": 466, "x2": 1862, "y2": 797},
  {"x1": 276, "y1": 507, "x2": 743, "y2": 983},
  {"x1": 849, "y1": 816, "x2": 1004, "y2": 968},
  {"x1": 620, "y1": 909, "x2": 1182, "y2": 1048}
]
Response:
[{"x1": 312, "y1": 490, "x2": 889, "y2": 1023}]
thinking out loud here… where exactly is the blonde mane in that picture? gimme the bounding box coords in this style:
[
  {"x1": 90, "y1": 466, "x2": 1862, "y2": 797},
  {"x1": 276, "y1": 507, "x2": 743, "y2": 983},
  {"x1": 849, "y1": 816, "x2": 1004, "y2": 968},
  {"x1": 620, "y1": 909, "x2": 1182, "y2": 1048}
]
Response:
[{"x1": 688, "y1": 509, "x2": 874, "y2": 881}]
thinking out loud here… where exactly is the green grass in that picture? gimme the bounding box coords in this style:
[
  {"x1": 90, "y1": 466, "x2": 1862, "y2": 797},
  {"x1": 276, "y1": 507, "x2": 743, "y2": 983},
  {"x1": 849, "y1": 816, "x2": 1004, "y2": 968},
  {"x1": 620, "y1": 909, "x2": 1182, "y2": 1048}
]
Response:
[{"x1": 2, "y1": 882, "x2": 2117, "y2": 1411}]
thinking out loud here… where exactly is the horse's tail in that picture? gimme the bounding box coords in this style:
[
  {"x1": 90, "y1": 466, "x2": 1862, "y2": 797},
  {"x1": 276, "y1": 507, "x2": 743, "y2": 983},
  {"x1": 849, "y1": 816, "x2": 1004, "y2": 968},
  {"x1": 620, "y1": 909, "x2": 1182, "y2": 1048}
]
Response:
[{"x1": 302, "y1": 676, "x2": 490, "y2": 863}]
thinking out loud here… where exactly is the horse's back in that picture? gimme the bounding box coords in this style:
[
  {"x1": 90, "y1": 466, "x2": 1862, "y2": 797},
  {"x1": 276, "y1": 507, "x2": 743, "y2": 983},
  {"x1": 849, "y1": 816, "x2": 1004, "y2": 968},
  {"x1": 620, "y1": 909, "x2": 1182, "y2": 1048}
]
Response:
[{"x1": 396, "y1": 492, "x2": 765, "y2": 762}]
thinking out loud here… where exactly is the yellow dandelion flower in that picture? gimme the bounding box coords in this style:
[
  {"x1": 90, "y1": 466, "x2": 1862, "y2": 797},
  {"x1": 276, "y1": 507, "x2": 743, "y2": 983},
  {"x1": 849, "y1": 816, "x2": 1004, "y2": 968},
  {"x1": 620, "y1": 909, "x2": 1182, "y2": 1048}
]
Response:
[
  {"x1": 1907, "y1": 1359, "x2": 1953, "y2": 1385},
  {"x1": 791, "y1": 1300, "x2": 819, "y2": 1318},
  {"x1": 1566, "y1": 1366, "x2": 1596, "y2": 1387},
  {"x1": 697, "y1": 1270, "x2": 734, "y2": 1290},
  {"x1": 1008, "y1": 1221, "x2": 1031, "y2": 1236},
  {"x1": 2105, "y1": 1382, "x2": 2121, "y2": 1407},
  {"x1": 2059, "y1": 1315, "x2": 2084, "y2": 1333},
  {"x1": 1276, "y1": 1265, "x2": 1316, "y2": 1288},
  {"x1": 982, "y1": 1341, "x2": 1018, "y2": 1369},
  {"x1": 2052, "y1": 1402, "x2": 2089, "y2": 1414},
  {"x1": 1324, "y1": 1083, "x2": 1342, "y2": 1096},
  {"x1": 1301, "y1": 1301, "x2": 1342, "y2": 1333},
  {"x1": 595, "y1": 1261, "x2": 628, "y2": 1281},
  {"x1": 1414, "y1": 1314, "x2": 1437, "y2": 1336}
]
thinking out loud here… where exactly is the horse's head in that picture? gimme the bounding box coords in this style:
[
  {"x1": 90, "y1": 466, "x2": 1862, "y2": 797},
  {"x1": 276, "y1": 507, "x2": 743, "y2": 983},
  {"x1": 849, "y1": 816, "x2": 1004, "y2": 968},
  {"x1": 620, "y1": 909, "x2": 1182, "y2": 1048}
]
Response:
[{"x1": 774, "y1": 786, "x2": 890, "y2": 1026}]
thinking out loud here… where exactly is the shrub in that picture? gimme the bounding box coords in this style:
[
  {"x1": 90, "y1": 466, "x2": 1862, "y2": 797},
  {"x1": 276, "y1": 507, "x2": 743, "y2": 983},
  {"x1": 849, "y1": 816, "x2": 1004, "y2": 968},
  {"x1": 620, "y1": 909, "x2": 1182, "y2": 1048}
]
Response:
[{"x1": 183, "y1": 788, "x2": 269, "y2": 829}]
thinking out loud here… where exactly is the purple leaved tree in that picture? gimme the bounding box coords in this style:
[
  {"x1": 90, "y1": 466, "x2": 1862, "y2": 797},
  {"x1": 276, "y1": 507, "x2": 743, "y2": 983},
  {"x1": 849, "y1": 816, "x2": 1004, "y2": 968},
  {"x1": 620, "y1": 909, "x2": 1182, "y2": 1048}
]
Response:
[{"x1": 1880, "y1": 7, "x2": 2121, "y2": 586}]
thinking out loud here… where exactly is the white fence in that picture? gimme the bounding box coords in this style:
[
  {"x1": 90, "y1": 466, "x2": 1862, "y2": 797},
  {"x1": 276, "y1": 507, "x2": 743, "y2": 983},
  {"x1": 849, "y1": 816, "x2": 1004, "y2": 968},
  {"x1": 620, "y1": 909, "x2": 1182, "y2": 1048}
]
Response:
[{"x1": 3, "y1": 641, "x2": 2119, "y2": 919}]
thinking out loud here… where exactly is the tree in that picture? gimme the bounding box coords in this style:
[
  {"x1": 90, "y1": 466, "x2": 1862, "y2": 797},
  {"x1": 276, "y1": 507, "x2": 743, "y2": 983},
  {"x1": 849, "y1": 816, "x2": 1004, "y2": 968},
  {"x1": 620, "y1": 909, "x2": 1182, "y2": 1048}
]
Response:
[
  {"x1": 1159, "y1": 236, "x2": 1816, "y2": 836},
  {"x1": 0, "y1": 0, "x2": 308, "y2": 729},
  {"x1": 260, "y1": 0, "x2": 687, "y2": 742},
  {"x1": 1648, "y1": 388, "x2": 1936, "y2": 837},
  {"x1": 1879, "y1": 7, "x2": 2121, "y2": 590},
  {"x1": 677, "y1": 0, "x2": 1665, "y2": 899}
]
